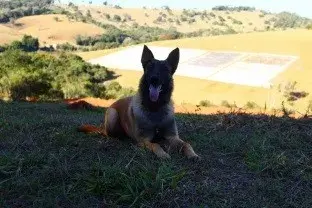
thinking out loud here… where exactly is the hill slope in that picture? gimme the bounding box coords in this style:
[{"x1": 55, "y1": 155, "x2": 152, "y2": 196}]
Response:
[{"x1": 0, "y1": 14, "x2": 105, "y2": 45}]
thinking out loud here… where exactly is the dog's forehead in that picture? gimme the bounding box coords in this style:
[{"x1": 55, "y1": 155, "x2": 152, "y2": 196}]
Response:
[{"x1": 150, "y1": 60, "x2": 169, "y2": 69}]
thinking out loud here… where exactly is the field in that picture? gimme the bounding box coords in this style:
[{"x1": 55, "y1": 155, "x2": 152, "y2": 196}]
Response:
[
  {"x1": 0, "y1": 14, "x2": 105, "y2": 45},
  {"x1": 77, "y1": 29, "x2": 312, "y2": 112},
  {"x1": 1, "y1": 100, "x2": 312, "y2": 207},
  {"x1": 71, "y1": 4, "x2": 275, "y2": 33}
]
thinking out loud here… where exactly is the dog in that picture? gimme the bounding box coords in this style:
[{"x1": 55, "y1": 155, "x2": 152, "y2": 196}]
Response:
[{"x1": 78, "y1": 45, "x2": 200, "y2": 160}]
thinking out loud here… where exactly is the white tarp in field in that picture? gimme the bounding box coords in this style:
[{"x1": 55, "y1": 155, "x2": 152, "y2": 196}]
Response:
[{"x1": 88, "y1": 45, "x2": 298, "y2": 88}]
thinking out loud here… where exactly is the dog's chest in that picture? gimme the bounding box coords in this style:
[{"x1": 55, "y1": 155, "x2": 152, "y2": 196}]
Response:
[{"x1": 135, "y1": 107, "x2": 173, "y2": 130}]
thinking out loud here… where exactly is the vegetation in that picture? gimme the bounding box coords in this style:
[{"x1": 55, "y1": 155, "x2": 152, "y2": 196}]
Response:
[
  {"x1": 306, "y1": 24, "x2": 312, "y2": 30},
  {"x1": 212, "y1": 6, "x2": 256, "y2": 12},
  {"x1": 0, "y1": 49, "x2": 133, "y2": 101},
  {"x1": 245, "y1": 101, "x2": 259, "y2": 109},
  {"x1": 0, "y1": 35, "x2": 39, "y2": 52},
  {"x1": 1, "y1": 101, "x2": 312, "y2": 207},
  {"x1": 199, "y1": 100, "x2": 214, "y2": 107},
  {"x1": 75, "y1": 26, "x2": 183, "y2": 49},
  {"x1": 0, "y1": 0, "x2": 56, "y2": 23},
  {"x1": 273, "y1": 12, "x2": 310, "y2": 29}
]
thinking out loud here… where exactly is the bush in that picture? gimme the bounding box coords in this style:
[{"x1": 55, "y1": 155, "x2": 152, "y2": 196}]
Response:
[
  {"x1": 104, "y1": 82, "x2": 136, "y2": 99},
  {"x1": 6, "y1": 35, "x2": 39, "y2": 52},
  {"x1": 0, "y1": 0, "x2": 54, "y2": 23},
  {"x1": 273, "y1": 12, "x2": 309, "y2": 28},
  {"x1": 113, "y1": 15, "x2": 122, "y2": 22},
  {"x1": 199, "y1": 100, "x2": 214, "y2": 107},
  {"x1": 232, "y1": 19, "x2": 243, "y2": 25},
  {"x1": 212, "y1": 6, "x2": 255, "y2": 12},
  {"x1": 76, "y1": 26, "x2": 183, "y2": 49},
  {"x1": 245, "y1": 101, "x2": 258, "y2": 109},
  {"x1": 188, "y1": 18, "x2": 196, "y2": 24},
  {"x1": 56, "y1": 43, "x2": 77, "y2": 51},
  {"x1": 104, "y1": 13, "x2": 110, "y2": 19},
  {"x1": 209, "y1": 12, "x2": 216, "y2": 18},
  {"x1": 53, "y1": 16, "x2": 61, "y2": 22},
  {"x1": 306, "y1": 24, "x2": 312, "y2": 30},
  {"x1": 0, "y1": 49, "x2": 116, "y2": 100},
  {"x1": 221, "y1": 100, "x2": 237, "y2": 108},
  {"x1": 218, "y1": 16, "x2": 226, "y2": 22}
]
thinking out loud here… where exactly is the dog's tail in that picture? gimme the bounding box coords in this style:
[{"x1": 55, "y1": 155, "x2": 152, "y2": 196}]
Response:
[{"x1": 77, "y1": 124, "x2": 106, "y2": 136}]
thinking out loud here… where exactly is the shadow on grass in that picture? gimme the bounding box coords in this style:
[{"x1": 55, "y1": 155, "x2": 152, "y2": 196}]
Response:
[{"x1": 1, "y1": 100, "x2": 312, "y2": 207}]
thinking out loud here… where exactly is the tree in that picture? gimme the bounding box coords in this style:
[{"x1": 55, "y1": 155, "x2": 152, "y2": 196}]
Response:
[{"x1": 21, "y1": 35, "x2": 39, "y2": 52}]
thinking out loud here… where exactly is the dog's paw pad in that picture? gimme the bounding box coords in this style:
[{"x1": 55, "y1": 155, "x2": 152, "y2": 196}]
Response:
[{"x1": 188, "y1": 154, "x2": 201, "y2": 161}]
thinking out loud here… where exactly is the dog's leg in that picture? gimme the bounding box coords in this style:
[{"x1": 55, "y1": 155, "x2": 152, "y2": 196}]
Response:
[
  {"x1": 138, "y1": 140, "x2": 170, "y2": 159},
  {"x1": 166, "y1": 135, "x2": 200, "y2": 160},
  {"x1": 163, "y1": 121, "x2": 200, "y2": 159},
  {"x1": 103, "y1": 107, "x2": 122, "y2": 137}
]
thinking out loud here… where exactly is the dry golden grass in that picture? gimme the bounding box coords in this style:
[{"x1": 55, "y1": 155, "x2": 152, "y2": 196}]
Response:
[
  {"x1": 70, "y1": 5, "x2": 274, "y2": 33},
  {"x1": 78, "y1": 29, "x2": 312, "y2": 112},
  {"x1": 0, "y1": 25, "x2": 23, "y2": 45},
  {"x1": 0, "y1": 14, "x2": 105, "y2": 45}
]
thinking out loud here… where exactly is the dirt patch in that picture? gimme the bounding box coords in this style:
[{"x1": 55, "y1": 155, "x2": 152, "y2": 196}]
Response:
[{"x1": 64, "y1": 97, "x2": 303, "y2": 118}]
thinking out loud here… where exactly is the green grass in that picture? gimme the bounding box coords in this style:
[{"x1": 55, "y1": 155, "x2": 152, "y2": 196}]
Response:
[{"x1": 1, "y1": 101, "x2": 312, "y2": 207}]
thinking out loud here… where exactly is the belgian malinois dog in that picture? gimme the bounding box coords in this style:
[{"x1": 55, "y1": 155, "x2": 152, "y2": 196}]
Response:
[{"x1": 78, "y1": 45, "x2": 200, "y2": 160}]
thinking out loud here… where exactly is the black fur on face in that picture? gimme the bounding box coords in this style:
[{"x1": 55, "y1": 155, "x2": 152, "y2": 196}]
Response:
[{"x1": 139, "y1": 45, "x2": 180, "y2": 111}]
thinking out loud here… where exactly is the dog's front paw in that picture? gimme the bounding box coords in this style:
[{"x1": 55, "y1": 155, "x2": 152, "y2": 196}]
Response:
[
  {"x1": 159, "y1": 152, "x2": 171, "y2": 160},
  {"x1": 187, "y1": 153, "x2": 201, "y2": 161}
]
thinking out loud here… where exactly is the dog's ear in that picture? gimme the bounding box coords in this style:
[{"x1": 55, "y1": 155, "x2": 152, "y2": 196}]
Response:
[
  {"x1": 166, "y1": 47, "x2": 180, "y2": 75},
  {"x1": 141, "y1": 45, "x2": 154, "y2": 69}
]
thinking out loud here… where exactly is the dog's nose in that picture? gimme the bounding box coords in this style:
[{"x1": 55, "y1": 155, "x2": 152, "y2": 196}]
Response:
[{"x1": 150, "y1": 76, "x2": 159, "y2": 86}]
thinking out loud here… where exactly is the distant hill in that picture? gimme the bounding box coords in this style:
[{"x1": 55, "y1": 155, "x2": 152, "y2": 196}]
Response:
[{"x1": 0, "y1": 1, "x2": 311, "y2": 49}]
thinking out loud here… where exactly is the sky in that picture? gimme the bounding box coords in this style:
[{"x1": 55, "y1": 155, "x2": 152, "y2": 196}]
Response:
[{"x1": 58, "y1": 0, "x2": 312, "y2": 18}]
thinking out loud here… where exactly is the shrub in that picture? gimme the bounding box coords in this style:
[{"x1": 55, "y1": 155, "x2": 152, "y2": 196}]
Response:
[
  {"x1": 232, "y1": 19, "x2": 243, "y2": 25},
  {"x1": 218, "y1": 16, "x2": 226, "y2": 22},
  {"x1": 0, "y1": 49, "x2": 116, "y2": 100},
  {"x1": 306, "y1": 24, "x2": 312, "y2": 30},
  {"x1": 209, "y1": 12, "x2": 216, "y2": 18},
  {"x1": 53, "y1": 16, "x2": 61, "y2": 22},
  {"x1": 7, "y1": 35, "x2": 39, "y2": 52},
  {"x1": 221, "y1": 100, "x2": 237, "y2": 108},
  {"x1": 273, "y1": 12, "x2": 309, "y2": 28},
  {"x1": 199, "y1": 100, "x2": 214, "y2": 107},
  {"x1": 0, "y1": 0, "x2": 54, "y2": 23},
  {"x1": 180, "y1": 16, "x2": 187, "y2": 22},
  {"x1": 188, "y1": 18, "x2": 196, "y2": 24},
  {"x1": 104, "y1": 13, "x2": 110, "y2": 19},
  {"x1": 104, "y1": 82, "x2": 136, "y2": 99},
  {"x1": 56, "y1": 42, "x2": 77, "y2": 51},
  {"x1": 245, "y1": 101, "x2": 258, "y2": 109},
  {"x1": 113, "y1": 14, "x2": 122, "y2": 22}
]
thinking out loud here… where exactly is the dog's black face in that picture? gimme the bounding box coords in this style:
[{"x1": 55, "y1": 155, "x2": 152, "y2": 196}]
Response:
[{"x1": 139, "y1": 45, "x2": 180, "y2": 111}]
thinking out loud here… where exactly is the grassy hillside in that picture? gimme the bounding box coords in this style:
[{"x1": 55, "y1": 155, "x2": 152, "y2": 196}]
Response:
[
  {"x1": 1, "y1": 2, "x2": 311, "y2": 49},
  {"x1": 77, "y1": 29, "x2": 312, "y2": 113},
  {"x1": 63, "y1": 4, "x2": 309, "y2": 34},
  {"x1": 1, "y1": 100, "x2": 312, "y2": 207},
  {"x1": 0, "y1": 14, "x2": 105, "y2": 45}
]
